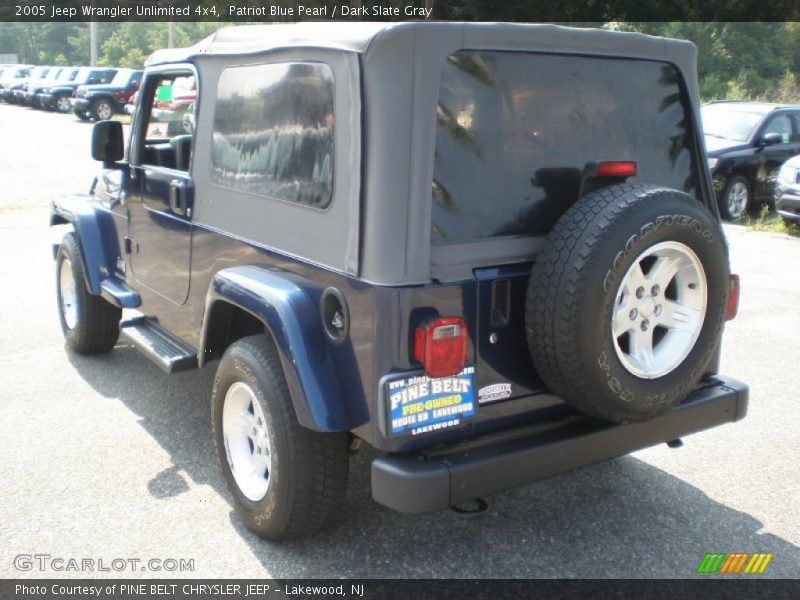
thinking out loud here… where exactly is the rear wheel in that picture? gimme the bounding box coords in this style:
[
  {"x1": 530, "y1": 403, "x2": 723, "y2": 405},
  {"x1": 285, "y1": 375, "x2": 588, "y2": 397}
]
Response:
[
  {"x1": 56, "y1": 233, "x2": 121, "y2": 354},
  {"x1": 55, "y1": 95, "x2": 71, "y2": 113},
  {"x1": 526, "y1": 184, "x2": 729, "y2": 423},
  {"x1": 211, "y1": 335, "x2": 349, "y2": 540}
]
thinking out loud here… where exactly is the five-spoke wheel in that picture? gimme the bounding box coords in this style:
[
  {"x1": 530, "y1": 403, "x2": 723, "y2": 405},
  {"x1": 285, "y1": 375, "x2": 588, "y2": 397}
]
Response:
[
  {"x1": 222, "y1": 381, "x2": 273, "y2": 502},
  {"x1": 611, "y1": 241, "x2": 707, "y2": 379}
]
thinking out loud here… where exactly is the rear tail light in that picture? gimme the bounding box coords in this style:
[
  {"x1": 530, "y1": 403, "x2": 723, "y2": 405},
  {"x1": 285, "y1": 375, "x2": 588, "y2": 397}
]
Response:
[
  {"x1": 726, "y1": 274, "x2": 740, "y2": 320},
  {"x1": 413, "y1": 317, "x2": 468, "y2": 378},
  {"x1": 596, "y1": 161, "x2": 638, "y2": 177}
]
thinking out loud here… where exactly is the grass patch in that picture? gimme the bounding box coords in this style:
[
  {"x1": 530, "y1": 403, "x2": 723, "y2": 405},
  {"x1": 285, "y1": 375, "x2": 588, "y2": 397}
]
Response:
[
  {"x1": 737, "y1": 205, "x2": 800, "y2": 237},
  {"x1": 111, "y1": 114, "x2": 131, "y2": 125}
]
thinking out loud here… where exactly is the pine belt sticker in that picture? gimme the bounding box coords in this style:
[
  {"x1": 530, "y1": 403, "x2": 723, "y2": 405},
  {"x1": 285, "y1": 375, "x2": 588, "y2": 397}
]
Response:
[
  {"x1": 478, "y1": 383, "x2": 512, "y2": 404},
  {"x1": 387, "y1": 367, "x2": 476, "y2": 436}
]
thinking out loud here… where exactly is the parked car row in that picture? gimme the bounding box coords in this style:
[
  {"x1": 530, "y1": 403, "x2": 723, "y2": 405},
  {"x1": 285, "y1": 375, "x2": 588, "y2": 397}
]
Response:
[
  {"x1": 0, "y1": 63, "x2": 145, "y2": 121},
  {"x1": 702, "y1": 100, "x2": 800, "y2": 224},
  {"x1": 1, "y1": 63, "x2": 197, "y2": 133}
]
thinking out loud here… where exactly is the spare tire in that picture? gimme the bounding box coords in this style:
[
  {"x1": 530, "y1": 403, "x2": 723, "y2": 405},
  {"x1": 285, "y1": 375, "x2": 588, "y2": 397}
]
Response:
[{"x1": 525, "y1": 183, "x2": 729, "y2": 423}]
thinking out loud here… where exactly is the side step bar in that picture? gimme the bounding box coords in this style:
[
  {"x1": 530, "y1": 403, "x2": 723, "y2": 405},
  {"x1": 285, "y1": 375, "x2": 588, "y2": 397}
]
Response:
[
  {"x1": 372, "y1": 376, "x2": 748, "y2": 514},
  {"x1": 120, "y1": 318, "x2": 198, "y2": 373}
]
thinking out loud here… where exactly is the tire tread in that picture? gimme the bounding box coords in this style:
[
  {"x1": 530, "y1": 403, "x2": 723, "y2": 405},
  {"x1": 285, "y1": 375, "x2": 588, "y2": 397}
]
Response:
[
  {"x1": 525, "y1": 183, "x2": 724, "y2": 422},
  {"x1": 212, "y1": 335, "x2": 349, "y2": 540},
  {"x1": 58, "y1": 233, "x2": 121, "y2": 354}
]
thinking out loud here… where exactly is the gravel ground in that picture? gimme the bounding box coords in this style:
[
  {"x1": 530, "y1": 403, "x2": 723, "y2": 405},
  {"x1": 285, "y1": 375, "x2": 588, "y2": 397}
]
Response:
[{"x1": 0, "y1": 104, "x2": 798, "y2": 579}]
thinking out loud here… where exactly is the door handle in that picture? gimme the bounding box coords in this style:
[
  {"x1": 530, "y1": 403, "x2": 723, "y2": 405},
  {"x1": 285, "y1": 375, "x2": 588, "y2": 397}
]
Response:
[{"x1": 169, "y1": 179, "x2": 186, "y2": 215}]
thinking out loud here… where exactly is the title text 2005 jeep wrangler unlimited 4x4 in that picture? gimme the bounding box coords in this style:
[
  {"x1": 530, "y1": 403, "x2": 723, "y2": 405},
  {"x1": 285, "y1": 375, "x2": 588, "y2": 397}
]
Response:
[{"x1": 52, "y1": 23, "x2": 748, "y2": 540}]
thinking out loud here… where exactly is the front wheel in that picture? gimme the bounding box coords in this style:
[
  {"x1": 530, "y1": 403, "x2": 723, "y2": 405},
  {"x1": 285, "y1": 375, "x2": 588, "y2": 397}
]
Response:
[
  {"x1": 211, "y1": 335, "x2": 349, "y2": 541},
  {"x1": 91, "y1": 99, "x2": 114, "y2": 121},
  {"x1": 56, "y1": 233, "x2": 121, "y2": 354},
  {"x1": 720, "y1": 175, "x2": 751, "y2": 220}
]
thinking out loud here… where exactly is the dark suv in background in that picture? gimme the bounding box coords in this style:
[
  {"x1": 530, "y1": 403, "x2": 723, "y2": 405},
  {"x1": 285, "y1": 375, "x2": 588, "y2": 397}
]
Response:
[
  {"x1": 38, "y1": 67, "x2": 117, "y2": 113},
  {"x1": 33, "y1": 67, "x2": 80, "y2": 109},
  {"x1": 11, "y1": 65, "x2": 50, "y2": 104},
  {"x1": 702, "y1": 101, "x2": 800, "y2": 220},
  {"x1": 0, "y1": 65, "x2": 32, "y2": 103},
  {"x1": 70, "y1": 68, "x2": 142, "y2": 121},
  {"x1": 20, "y1": 65, "x2": 64, "y2": 106}
]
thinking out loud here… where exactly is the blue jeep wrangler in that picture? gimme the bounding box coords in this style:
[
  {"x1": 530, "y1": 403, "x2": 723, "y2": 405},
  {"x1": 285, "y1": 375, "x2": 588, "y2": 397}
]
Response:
[{"x1": 51, "y1": 22, "x2": 748, "y2": 541}]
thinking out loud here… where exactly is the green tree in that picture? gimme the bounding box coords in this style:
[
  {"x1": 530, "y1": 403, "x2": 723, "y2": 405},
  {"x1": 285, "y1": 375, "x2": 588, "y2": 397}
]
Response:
[{"x1": 99, "y1": 22, "x2": 219, "y2": 68}]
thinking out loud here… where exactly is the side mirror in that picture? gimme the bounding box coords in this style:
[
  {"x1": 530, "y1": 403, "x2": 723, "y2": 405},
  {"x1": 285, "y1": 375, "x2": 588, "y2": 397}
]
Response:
[
  {"x1": 91, "y1": 120, "x2": 124, "y2": 165},
  {"x1": 760, "y1": 132, "x2": 783, "y2": 146}
]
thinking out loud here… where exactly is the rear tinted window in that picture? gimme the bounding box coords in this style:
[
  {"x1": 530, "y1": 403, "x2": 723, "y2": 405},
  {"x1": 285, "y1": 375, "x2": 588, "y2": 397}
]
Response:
[
  {"x1": 432, "y1": 51, "x2": 699, "y2": 245},
  {"x1": 211, "y1": 62, "x2": 334, "y2": 209}
]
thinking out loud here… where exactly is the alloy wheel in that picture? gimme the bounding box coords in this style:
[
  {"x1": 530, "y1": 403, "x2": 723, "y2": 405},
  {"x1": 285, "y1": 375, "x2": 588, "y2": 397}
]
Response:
[
  {"x1": 611, "y1": 241, "x2": 707, "y2": 379},
  {"x1": 222, "y1": 382, "x2": 272, "y2": 502}
]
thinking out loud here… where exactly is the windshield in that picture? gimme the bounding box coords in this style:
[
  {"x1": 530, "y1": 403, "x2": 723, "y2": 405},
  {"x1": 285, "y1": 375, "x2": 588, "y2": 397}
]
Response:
[
  {"x1": 44, "y1": 67, "x2": 63, "y2": 82},
  {"x1": 701, "y1": 104, "x2": 766, "y2": 142},
  {"x1": 58, "y1": 68, "x2": 78, "y2": 82},
  {"x1": 74, "y1": 67, "x2": 93, "y2": 83},
  {"x1": 110, "y1": 69, "x2": 133, "y2": 86}
]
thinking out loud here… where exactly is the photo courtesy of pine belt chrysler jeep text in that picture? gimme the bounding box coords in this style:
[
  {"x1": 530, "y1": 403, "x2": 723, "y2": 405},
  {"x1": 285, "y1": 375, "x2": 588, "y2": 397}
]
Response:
[{"x1": 50, "y1": 22, "x2": 748, "y2": 541}]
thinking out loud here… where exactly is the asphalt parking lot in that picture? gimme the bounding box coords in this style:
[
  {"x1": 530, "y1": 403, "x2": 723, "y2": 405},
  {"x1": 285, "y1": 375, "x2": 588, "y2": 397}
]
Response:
[{"x1": 0, "y1": 103, "x2": 798, "y2": 579}]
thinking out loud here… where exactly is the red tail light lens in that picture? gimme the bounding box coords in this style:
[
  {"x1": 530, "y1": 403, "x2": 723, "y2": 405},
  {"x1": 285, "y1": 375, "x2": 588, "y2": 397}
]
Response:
[
  {"x1": 596, "y1": 161, "x2": 638, "y2": 177},
  {"x1": 413, "y1": 317, "x2": 468, "y2": 378},
  {"x1": 726, "y1": 274, "x2": 740, "y2": 320}
]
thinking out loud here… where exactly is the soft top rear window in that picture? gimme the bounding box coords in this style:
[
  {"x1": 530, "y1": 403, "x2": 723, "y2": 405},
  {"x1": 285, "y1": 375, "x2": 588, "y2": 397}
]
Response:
[{"x1": 432, "y1": 51, "x2": 699, "y2": 245}]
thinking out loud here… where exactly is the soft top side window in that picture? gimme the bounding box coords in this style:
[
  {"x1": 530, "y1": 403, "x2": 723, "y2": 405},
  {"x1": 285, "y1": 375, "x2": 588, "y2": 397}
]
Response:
[{"x1": 210, "y1": 61, "x2": 335, "y2": 209}]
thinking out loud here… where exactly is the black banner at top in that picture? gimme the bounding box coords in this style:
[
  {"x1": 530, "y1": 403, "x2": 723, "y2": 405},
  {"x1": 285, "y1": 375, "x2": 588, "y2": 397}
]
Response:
[{"x1": 2, "y1": 0, "x2": 800, "y2": 22}]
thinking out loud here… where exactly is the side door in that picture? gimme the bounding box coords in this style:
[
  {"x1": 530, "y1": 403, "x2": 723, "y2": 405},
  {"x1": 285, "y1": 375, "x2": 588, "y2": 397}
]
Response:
[
  {"x1": 754, "y1": 112, "x2": 800, "y2": 199},
  {"x1": 127, "y1": 66, "x2": 196, "y2": 304}
]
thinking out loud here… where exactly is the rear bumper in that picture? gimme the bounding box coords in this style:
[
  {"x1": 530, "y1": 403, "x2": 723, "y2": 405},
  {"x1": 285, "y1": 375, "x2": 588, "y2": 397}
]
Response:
[{"x1": 372, "y1": 376, "x2": 748, "y2": 514}]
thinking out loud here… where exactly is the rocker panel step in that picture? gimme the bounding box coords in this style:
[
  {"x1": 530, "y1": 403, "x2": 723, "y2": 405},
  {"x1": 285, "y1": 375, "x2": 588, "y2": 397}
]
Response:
[{"x1": 120, "y1": 318, "x2": 198, "y2": 373}]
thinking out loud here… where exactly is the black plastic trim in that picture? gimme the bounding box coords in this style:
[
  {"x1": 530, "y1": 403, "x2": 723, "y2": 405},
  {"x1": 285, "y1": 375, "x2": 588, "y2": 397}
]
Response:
[
  {"x1": 372, "y1": 376, "x2": 748, "y2": 514},
  {"x1": 120, "y1": 317, "x2": 198, "y2": 373}
]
